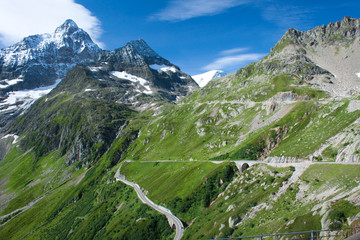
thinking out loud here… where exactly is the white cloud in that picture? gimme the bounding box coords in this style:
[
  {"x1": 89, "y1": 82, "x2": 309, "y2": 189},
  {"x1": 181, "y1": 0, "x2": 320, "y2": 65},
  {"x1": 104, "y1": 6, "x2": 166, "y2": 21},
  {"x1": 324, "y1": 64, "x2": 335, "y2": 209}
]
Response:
[
  {"x1": 220, "y1": 47, "x2": 249, "y2": 55},
  {"x1": 202, "y1": 53, "x2": 265, "y2": 71},
  {"x1": 151, "y1": 0, "x2": 249, "y2": 21},
  {"x1": 0, "y1": 0, "x2": 103, "y2": 47}
]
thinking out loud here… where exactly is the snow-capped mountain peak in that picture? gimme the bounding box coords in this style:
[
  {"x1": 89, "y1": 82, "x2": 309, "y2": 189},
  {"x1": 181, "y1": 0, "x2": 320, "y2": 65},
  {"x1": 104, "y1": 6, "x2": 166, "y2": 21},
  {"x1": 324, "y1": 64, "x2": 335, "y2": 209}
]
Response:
[
  {"x1": 54, "y1": 19, "x2": 79, "y2": 36},
  {"x1": 0, "y1": 19, "x2": 101, "y2": 125},
  {"x1": 192, "y1": 70, "x2": 227, "y2": 87},
  {"x1": 52, "y1": 19, "x2": 100, "y2": 55}
]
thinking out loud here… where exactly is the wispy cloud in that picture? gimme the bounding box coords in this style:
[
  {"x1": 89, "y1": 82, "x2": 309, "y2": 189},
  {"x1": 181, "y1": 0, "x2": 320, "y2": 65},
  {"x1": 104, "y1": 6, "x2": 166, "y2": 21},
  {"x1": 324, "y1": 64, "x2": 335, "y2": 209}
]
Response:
[
  {"x1": 152, "y1": 0, "x2": 313, "y2": 30},
  {"x1": 203, "y1": 53, "x2": 265, "y2": 71},
  {"x1": 220, "y1": 47, "x2": 249, "y2": 55},
  {"x1": 0, "y1": 0, "x2": 103, "y2": 47},
  {"x1": 202, "y1": 48, "x2": 265, "y2": 72},
  {"x1": 151, "y1": 0, "x2": 249, "y2": 22}
]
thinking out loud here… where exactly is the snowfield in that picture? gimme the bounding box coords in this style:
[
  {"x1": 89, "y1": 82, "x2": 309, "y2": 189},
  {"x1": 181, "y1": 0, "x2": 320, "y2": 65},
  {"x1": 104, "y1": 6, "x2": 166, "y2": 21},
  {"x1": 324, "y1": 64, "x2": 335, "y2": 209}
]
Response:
[
  {"x1": 0, "y1": 79, "x2": 61, "y2": 112},
  {"x1": 88, "y1": 66, "x2": 103, "y2": 72},
  {"x1": 150, "y1": 64, "x2": 178, "y2": 73},
  {"x1": 111, "y1": 71, "x2": 153, "y2": 94}
]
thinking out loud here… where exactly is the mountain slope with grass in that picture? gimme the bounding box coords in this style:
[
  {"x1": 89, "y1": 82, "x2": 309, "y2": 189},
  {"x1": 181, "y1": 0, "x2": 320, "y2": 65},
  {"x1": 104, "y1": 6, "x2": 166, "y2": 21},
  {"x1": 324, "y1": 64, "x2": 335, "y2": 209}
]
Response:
[
  {"x1": 124, "y1": 16, "x2": 360, "y2": 163},
  {"x1": 1, "y1": 16, "x2": 360, "y2": 240}
]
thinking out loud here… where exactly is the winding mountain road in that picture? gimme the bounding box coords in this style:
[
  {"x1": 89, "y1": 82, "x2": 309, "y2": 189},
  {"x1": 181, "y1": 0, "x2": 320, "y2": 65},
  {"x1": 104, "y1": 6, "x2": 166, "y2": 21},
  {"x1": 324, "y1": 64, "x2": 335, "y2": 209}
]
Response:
[{"x1": 115, "y1": 167, "x2": 184, "y2": 240}]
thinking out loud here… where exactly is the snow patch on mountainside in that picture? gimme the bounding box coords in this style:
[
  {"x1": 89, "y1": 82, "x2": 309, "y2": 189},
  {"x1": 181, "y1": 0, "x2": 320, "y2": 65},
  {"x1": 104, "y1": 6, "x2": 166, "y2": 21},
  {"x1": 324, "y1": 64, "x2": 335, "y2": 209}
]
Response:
[
  {"x1": 2, "y1": 134, "x2": 19, "y2": 144},
  {"x1": 0, "y1": 79, "x2": 61, "y2": 113},
  {"x1": 111, "y1": 71, "x2": 152, "y2": 94},
  {"x1": 150, "y1": 64, "x2": 178, "y2": 73},
  {"x1": 0, "y1": 79, "x2": 23, "y2": 89},
  {"x1": 111, "y1": 71, "x2": 149, "y2": 88},
  {"x1": 161, "y1": 66, "x2": 178, "y2": 73},
  {"x1": 192, "y1": 70, "x2": 227, "y2": 87},
  {"x1": 88, "y1": 66, "x2": 103, "y2": 72}
]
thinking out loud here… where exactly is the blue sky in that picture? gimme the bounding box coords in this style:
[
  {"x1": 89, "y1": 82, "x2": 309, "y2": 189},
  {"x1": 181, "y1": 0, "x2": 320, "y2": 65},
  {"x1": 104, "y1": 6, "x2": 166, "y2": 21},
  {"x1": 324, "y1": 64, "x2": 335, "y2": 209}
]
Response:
[{"x1": 1, "y1": 0, "x2": 359, "y2": 75}]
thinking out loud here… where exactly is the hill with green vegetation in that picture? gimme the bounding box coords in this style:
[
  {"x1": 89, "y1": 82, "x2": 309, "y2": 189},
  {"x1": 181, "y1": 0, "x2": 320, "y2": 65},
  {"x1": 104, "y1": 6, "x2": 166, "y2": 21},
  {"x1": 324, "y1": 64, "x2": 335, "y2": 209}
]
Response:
[{"x1": 1, "y1": 16, "x2": 360, "y2": 239}]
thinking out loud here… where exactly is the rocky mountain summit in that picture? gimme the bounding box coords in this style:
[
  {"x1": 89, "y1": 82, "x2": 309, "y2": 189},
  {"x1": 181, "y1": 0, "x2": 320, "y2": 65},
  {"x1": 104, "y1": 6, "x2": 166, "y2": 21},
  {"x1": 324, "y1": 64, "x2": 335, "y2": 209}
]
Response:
[
  {"x1": 92, "y1": 39, "x2": 197, "y2": 104},
  {"x1": 281, "y1": 16, "x2": 360, "y2": 47},
  {"x1": 235, "y1": 16, "x2": 360, "y2": 98}
]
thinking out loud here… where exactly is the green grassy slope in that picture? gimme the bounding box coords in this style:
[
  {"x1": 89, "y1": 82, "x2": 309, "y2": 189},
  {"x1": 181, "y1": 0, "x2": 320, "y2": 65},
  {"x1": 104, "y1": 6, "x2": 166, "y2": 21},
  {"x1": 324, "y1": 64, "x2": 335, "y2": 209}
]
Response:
[
  {"x1": 122, "y1": 161, "x2": 237, "y2": 222},
  {"x1": 0, "y1": 67, "x2": 172, "y2": 239},
  {"x1": 0, "y1": 146, "x2": 173, "y2": 240},
  {"x1": 123, "y1": 95, "x2": 360, "y2": 161}
]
